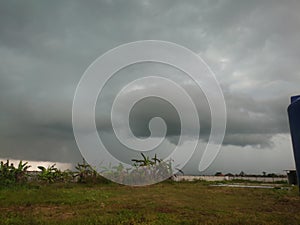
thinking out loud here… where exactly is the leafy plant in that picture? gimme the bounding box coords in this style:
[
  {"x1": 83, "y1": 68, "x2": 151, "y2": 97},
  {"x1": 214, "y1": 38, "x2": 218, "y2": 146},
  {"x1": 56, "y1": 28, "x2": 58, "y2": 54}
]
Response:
[
  {"x1": 101, "y1": 153, "x2": 173, "y2": 185},
  {"x1": 14, "y1": 161, "x2": 31, "y2": 183},
  {"x1": 132, "y1": 153, "x2": 161, "y2": 167},
  {"x1": 37, "y1": 164, "x2": 64, "y2": 183},
  {"x1": 0, "y1": 160, "x2": 31, "y2": 185},
  {"x1": 131, "y1": 153, "x2": 173, "y2": 181},
  {"x1": 74, "y1": 159, "x2": 99, "y2": 183}
]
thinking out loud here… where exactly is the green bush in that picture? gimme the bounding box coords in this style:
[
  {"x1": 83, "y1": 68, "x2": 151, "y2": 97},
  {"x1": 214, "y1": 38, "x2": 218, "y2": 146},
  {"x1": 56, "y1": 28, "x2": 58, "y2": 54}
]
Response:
[
  {"x1": 37, "y1": 164, "x2": 67, "y2": 183},
  {"x1": 0, "y1": 160, "x2": 31, "y2": 185}
]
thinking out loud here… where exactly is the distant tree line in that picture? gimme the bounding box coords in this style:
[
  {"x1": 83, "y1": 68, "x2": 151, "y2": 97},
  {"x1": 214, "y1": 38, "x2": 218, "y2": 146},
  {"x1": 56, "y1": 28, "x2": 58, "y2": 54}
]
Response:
[{"x1": 214, "y1": 171, "x2": 286, "y2": 178}]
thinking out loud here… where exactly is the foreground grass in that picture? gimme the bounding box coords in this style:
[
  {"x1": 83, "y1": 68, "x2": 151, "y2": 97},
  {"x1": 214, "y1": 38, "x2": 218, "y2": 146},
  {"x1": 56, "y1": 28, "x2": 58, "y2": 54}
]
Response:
[{"x1": 0, "y1": 181, "x2": 299, "y2": 225}]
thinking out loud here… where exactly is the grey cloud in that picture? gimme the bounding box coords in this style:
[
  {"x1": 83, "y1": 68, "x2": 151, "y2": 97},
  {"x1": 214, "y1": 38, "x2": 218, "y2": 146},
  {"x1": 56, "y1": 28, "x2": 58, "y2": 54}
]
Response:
[{"x1": 0, "y1": 0, "x2": 298, "y2": 172}]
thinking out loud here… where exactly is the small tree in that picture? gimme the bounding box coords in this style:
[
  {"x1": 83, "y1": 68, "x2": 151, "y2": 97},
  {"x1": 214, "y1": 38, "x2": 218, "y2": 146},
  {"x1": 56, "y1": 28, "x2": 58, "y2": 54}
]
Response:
[
  {"x1": 38, "y1": 164, "x2": 63, "y2": 183},
  {"x1": 15, "y1": 161, "x2": 31, "y2": 183},
  {"x1": 215, "y1": 172, "x2": 223, "y2": 176},
  {"x1": 239, "y1": 171, "x2": 245, "y2": 177},
  {"x1": 0, "y1": 160, "x2": 31, "y2": 185},
  {"x1": 74, "y1": 159, "x2": 98, "y2": 183}
]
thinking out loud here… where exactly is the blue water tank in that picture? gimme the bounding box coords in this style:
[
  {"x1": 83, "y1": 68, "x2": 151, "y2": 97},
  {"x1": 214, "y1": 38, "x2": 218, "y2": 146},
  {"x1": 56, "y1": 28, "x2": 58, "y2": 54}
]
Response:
[{"x1": 288, "y1": 95, "x2": 300, "y2": 188}]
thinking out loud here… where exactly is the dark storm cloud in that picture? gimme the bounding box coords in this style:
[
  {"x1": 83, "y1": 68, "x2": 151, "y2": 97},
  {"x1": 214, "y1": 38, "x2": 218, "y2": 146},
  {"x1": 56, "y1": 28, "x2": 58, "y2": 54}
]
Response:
[{"x1": 0, "y1": 0, "x2": 299, "y2": 166}]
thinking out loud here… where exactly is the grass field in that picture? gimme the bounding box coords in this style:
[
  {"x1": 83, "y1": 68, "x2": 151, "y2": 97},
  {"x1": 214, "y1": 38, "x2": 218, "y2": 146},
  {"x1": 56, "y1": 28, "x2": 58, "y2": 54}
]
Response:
[{"x1": 0, "y1": 181, "x2": 299, "y2": 225}]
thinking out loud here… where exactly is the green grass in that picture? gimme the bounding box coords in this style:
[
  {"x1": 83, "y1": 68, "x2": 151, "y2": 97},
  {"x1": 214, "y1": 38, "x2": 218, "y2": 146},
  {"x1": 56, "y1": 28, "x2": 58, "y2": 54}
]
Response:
[{"x1": 0, "y1": 181, "x2": 299, "y2": 225}]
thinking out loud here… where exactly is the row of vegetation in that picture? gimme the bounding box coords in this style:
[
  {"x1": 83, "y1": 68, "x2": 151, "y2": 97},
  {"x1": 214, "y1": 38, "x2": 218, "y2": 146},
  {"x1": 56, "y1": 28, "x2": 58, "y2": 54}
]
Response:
[
  {"x1": 214, "y1": 171, "x2": 287, "y2": 177},
  {"x1": 1, "y1": 154, "x2": 288, "y2": 186},
  {"x1": 0, "y1": 159, "x2": 113, "y2": 186},
  {"x1": 0, "y1": 153, "x2": 174, "y2": 186}
]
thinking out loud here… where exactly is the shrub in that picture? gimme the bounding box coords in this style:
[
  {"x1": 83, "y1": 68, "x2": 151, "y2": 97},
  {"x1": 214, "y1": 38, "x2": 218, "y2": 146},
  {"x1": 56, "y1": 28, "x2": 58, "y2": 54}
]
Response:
[
  {"x1": 0, "y1": 160, "x2": 31, "y2": 185},
  {"x1": 37, "y1": 164, "x2": 65, "y2": 183}
]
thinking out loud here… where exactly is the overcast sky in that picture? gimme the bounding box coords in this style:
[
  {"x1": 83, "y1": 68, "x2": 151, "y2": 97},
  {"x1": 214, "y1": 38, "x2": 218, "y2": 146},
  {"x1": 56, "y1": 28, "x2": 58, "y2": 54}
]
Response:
[{"x1": 0, "y1": 0, "x2": 299, "y2": 174}]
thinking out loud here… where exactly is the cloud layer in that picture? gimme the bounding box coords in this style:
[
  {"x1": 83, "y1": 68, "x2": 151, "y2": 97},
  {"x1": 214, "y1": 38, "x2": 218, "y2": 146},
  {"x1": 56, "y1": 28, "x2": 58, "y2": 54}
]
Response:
[{"x1": 0, "y1": 0, "x2": 298, "y2": 173}]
